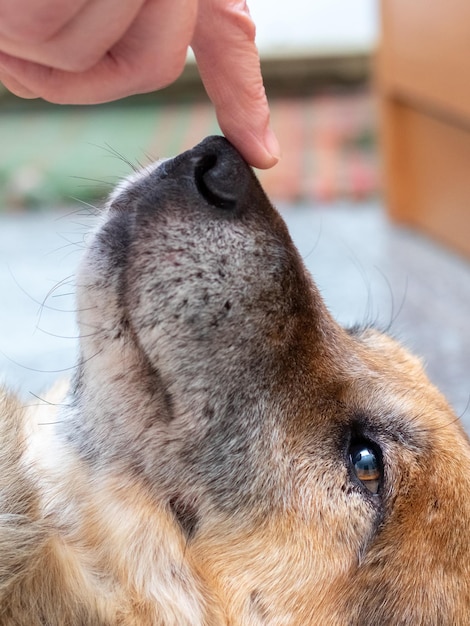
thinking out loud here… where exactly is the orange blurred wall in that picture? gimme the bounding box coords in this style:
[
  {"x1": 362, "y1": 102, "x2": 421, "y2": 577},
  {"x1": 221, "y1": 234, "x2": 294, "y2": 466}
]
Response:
[{"x1": 378, "y1": 0, "x2": 470, "y2": 258}]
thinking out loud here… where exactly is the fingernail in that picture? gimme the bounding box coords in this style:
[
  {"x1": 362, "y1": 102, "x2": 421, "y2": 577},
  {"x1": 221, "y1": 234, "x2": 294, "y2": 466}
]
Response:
[{"x1": 264, "y1": 126, "x2": 281, "y2": 163}]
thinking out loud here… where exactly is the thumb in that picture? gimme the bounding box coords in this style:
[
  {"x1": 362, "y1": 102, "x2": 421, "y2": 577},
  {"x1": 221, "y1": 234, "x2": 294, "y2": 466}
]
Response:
[{"x1": 191, "y1": 0, "x2": 280, "y2": 169}]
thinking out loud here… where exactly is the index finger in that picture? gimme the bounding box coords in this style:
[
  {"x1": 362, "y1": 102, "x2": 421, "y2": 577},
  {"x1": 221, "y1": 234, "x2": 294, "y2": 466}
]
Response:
[{"x1": 191, "y1": 0, "x2": 280, "y2": 169}]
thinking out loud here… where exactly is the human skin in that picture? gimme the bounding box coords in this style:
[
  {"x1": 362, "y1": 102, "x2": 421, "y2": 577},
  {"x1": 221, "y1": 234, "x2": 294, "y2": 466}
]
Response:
[{"x1": 0, "y1": 0, "x2": 279, "y2": 169}]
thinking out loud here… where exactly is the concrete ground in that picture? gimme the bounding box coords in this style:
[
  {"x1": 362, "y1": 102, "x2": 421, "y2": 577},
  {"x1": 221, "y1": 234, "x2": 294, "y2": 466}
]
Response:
[{"x1": 1, "y1": 202, "x2": 469, "y2": 429}]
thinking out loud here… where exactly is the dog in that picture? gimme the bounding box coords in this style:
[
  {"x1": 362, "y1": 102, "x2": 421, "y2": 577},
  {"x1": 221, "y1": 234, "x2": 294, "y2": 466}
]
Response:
[{"x1": 1, "y1": 135, "x2": 470, "y2": 625}]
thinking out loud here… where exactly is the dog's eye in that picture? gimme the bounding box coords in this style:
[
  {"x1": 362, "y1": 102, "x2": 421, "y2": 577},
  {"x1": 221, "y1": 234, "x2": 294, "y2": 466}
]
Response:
[{"x1": 349, "y1": 442, "x2": 382, "y2": 495}]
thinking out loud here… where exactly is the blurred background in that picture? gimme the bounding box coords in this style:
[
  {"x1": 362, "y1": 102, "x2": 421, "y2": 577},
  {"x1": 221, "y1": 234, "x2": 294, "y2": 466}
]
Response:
[{"x1": 1, "y1": 0, "x2": 469, "y2": 425}]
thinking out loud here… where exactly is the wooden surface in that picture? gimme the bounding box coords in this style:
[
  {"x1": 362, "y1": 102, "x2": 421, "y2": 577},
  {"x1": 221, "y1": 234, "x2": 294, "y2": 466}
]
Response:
[
  {"x1": 380, "y1": 0, "x2": 470, "y2": 123},
  {"x1": 381, "y1": 99, "x2": 470, "y2": 258},
  {"x1": 379, "y1": 0, "x2": 470, "y2": 258}
]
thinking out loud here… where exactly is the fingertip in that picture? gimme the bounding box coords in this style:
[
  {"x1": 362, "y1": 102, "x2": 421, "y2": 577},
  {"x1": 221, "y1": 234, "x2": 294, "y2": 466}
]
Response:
[
  {"x1": 262, "y1": 126, "x2": 282, "y2": 167},
  {"x1": 250, "y1": 145, "x2": 281, "y2": 170},
  {"x1": 222, "y1": 124, "x2": 280, "y2": 170}
]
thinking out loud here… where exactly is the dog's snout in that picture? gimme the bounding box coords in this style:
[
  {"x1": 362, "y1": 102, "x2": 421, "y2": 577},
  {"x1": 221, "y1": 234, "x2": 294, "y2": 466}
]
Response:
[{"x1": 190, "y1": 136, "x2": 251, "y2": 211}]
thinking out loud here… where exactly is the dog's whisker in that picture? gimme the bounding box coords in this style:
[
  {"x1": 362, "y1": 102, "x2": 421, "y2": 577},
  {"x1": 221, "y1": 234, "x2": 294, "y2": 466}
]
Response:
[
  {"x1": 38, "y1": 275, "x2": 77, "y2": 323},
  {"x1": 300, "y1": 216, "x2": 323, "y2": 262},
  {"x1": 27, "y1": 391, "x2": 70, "y2": 409},
  {"x1": 98, "y1": 142, "x2": 140, "y2": 173},
  {"x1": 458, "y1": 394, "x2": 470, "y2": 422},
  {"x1": 69, "y1": 175, "x2": 117, "y2": 187},
  {"x1": 51, "y1": 291, "x2": 76, "y2": 299},
  {"x1": 6, "y1": 267, "x2": 80, "y2": 315},
  {"x1": 142, "y1": 150, "x2": 158, "y2": 164},
  {"x1": 44, "y1": 241, "x2": 85, "y2": 258},
  {"x1": 35, "y1": 328, "x2": 81, "y2": 341},
  {"x1": 53, "y1": 202, "x2": 100, "y2": 220},
  {"x1": 425, "y1": 413, "x2": 467, "y2": 432},
  {"x1": 0, "y1": 348, "x2": 80, "y2": 374}
]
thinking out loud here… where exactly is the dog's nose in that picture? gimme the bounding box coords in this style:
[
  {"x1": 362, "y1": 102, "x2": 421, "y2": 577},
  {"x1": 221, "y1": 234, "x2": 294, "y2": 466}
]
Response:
[{"x1": 189, "y1": 136, "x2": 252, "y2": 210}]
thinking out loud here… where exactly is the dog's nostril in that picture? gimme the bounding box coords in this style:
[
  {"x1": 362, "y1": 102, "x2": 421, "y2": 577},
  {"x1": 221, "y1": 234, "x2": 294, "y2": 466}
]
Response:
[{"x1": 194, "y1": 153, "x2": 237, "y2": 210}]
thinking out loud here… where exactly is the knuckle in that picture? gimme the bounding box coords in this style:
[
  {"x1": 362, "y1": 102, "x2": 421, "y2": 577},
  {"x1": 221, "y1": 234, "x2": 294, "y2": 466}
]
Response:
[
  {"x1": 55, "y1": 48, "x2": 104, "y2": 73},
  {"x1": 152, "y1": 50, "x2": 187, "y2": 89}
]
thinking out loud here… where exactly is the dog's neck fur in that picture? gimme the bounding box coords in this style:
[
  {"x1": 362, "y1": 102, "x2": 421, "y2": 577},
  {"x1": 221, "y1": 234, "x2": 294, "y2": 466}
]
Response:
[{"x1": 1, "y1": 387, "x2": 222, "y2": 625}]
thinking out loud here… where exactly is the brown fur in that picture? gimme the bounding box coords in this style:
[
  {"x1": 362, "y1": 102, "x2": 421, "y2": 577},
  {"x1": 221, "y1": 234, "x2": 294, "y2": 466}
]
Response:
[{"x1": 1, "y1": 136, "x2": 470, "y2": 624}]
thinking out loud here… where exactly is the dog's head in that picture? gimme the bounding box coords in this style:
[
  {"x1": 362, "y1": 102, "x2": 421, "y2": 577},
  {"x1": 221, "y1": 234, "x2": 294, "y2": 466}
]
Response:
[{"x1": 73, "y1": 136, "x2": 470, "y2": 623}]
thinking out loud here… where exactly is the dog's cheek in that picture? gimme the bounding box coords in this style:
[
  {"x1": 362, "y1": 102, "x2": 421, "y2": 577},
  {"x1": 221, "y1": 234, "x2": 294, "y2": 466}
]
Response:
[
  {"x1": 189, "y1": 477, "x2": 381, "y2": 623},
  {"x1": 302, "y1": 457, "x2": 382, "y2": 557}
]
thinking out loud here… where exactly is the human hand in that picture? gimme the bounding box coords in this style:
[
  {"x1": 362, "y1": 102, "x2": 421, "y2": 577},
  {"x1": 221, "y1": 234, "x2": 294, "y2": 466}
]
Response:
[{"x1": 0, "y1": 0, "x2": 279, "y2": 169}]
